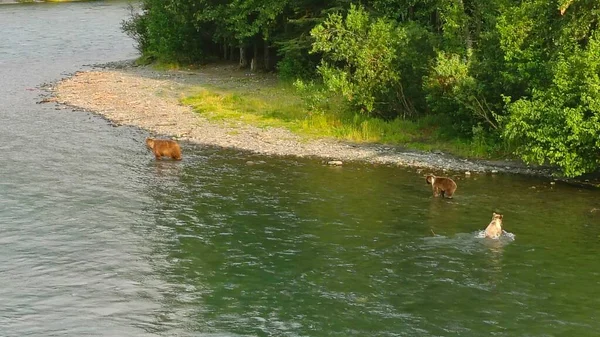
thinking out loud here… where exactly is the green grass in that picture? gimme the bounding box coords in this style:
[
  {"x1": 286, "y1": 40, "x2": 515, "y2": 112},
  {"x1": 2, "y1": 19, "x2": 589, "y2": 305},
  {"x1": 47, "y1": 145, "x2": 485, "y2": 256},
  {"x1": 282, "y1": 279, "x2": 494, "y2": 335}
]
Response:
[{"x1": 181, "y1": 80, "x2": 511, "y2": 160}]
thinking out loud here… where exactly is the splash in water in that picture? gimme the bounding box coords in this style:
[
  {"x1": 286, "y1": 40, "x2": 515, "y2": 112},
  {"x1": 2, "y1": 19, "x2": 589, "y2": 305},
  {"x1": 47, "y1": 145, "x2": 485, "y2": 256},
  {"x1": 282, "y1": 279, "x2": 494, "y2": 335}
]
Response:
[{"x1": 475, "y1": 230, "x2": 515, "y2": 241}]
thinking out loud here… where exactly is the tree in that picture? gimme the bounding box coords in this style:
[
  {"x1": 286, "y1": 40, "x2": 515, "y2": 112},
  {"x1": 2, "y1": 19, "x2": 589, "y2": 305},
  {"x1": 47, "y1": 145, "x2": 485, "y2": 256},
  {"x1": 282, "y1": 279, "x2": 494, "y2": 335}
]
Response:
[{"x1": 311, "y1": 5, "x2": 406, "y2": 116}]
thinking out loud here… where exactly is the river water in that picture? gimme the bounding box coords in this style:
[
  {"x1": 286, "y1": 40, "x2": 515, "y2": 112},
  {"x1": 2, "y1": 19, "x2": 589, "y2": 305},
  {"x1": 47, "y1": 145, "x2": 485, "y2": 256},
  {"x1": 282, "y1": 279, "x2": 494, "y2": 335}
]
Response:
[{"x1": 1, "y1": 2, "x2": 600, "y2": 337}]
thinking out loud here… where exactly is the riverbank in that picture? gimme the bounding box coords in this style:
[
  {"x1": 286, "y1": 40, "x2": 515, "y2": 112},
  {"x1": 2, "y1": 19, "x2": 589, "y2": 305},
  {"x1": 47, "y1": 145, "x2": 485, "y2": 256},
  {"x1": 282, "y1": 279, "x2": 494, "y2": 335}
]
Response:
[{"x1": 49, "y1": 61, "x2": 554, "y2": 177}]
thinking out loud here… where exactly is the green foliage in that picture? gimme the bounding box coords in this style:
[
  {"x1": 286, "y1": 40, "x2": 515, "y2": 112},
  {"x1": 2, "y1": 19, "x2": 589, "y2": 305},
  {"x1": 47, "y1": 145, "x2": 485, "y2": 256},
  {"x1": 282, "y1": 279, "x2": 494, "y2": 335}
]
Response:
[
  {"x1": 273, "y1": 0, "x2": 351, "y2": 78},
  {"x1": 122, "y1": 0, "x2": 215, "y2": 63},
  {"x1": 393, "y1": 22, "x2": 436, "y2": 117},
  {"x1": 293, "y1": 79, "x2": 331, "y2": 115},
  {"x1": 495, "y1": 2, "x2": 553, "y2": 94},
  {"x1": 276, "y1": 51, "x2": 319, "y2": 81},
  {"x1": 503, "y1": 31, "x2": 600, "y2": 177},
  {"x1": 423, "y1": 51, "x2": 499, "y2": 135},
  {"x1": 121, "y1": 4, "x2": 149, "y2": 54},
  {"x1": 310, "y1": 5, "x2": 405, "y2": 117},
  {"x1": 498, "y1": 0, "x2": 600, "y2": 177}
]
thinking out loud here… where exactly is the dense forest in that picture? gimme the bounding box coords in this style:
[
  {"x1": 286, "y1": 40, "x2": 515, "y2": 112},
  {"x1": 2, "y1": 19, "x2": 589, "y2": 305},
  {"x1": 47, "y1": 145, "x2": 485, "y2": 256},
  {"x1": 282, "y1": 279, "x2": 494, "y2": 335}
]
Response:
[{"x1": 122, "y1": 0, "x2": 600, "y2": 177}]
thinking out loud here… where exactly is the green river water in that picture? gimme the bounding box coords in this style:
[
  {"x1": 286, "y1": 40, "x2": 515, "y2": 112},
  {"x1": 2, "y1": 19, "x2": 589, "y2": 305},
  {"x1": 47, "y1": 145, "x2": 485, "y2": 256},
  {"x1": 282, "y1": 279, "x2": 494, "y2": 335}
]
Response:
[{"x1": 1, "y1": 2, "x2": 600, "y2": 336}]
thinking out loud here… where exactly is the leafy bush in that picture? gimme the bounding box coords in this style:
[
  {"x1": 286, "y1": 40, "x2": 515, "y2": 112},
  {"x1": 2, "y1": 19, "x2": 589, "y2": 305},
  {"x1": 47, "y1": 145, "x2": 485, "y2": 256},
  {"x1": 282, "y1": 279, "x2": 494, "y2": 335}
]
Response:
[
  {"x1": 503, "y1": 32, "x2": 600, "y2": 177},
  {"x1": 121, "y1": 0, "x2": 211, "y2": 63},
  {"x1": 121, "y1": 4, "x2": 149, "y2": 54},
  {"x1": 277, "y1": 52, "x2": 319, "y2": 81},
  {"x1": 293, "y1": 79, "x2": 331, "y2": 115},
  {"x1": 310, "y1": 5, "x2": 405, "y2": 118},
  {"x1": 424, "y1": 51, "x2": 499, "y2": 136}
]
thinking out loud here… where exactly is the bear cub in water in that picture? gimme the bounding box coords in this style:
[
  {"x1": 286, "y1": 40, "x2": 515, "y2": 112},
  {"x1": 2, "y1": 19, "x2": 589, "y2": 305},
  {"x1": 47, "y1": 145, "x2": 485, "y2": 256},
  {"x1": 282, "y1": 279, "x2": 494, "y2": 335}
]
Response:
[
  {"x1": 146, "y1": 138, "x2": 182, "y2": 161},
  {"x1": 425, "y1": 175, "x2": 457, "y2": 198},
  {"x1": 484, "y1": 212, "x2": 503, "y2": 239}
]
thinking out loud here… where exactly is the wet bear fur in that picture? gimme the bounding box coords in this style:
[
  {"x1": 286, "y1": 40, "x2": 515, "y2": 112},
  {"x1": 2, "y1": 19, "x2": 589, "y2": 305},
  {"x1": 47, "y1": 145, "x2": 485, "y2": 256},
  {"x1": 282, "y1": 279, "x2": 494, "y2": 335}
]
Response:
[
  {"x1": 484, "y1": 212, "x2": 504, "y2": 239},
  {"x1": 146, "y1": 138, "x2": 182, "y2": 161},
  {"x1": 425, "y1": 174, "x2": 457, "y2": 198}
]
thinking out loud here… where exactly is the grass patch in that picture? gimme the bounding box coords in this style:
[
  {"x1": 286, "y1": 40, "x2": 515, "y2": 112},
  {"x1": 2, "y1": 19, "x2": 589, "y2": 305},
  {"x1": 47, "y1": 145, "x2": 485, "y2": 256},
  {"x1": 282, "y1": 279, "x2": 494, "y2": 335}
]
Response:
[
  {"x1": 182, "y1": 86, "x2": 306, "y2": 130},
  {"x1": 181, "y1": 79, "x2": 511, "y2": 160},
  {"x1": 134, "y1": 54, "x2": 201, "y2": 70}
]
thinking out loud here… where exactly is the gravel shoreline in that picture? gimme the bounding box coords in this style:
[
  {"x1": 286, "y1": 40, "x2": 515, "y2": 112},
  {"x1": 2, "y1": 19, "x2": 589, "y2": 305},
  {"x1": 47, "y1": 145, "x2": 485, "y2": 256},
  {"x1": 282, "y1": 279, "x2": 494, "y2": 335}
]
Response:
[{"x1": 49, "y1": 61, "x2": 554, "y2": 178}]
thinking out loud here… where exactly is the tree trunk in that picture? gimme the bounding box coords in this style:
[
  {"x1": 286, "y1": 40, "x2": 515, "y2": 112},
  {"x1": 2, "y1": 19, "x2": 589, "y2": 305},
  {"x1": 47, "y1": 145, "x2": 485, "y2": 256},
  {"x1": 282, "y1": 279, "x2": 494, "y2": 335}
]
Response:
[
  {"x1": 462, "y1": 0, "x2": 474, "y2": 51},
  {"x1": 223, "y1": 38, "x2": 228, "y2": 60},
  {"x1": 250, "y1": 42, "x2": 259, "y2": 72},
  {"x1": 239, "y1": 46, "x2": 247, "y2": 68},
  {"x1": 263, "y1": 42, "x2": 270, "y2": 71},
  {"x1": 431, "y1": 9, "x2": 441, "y2": 34}
]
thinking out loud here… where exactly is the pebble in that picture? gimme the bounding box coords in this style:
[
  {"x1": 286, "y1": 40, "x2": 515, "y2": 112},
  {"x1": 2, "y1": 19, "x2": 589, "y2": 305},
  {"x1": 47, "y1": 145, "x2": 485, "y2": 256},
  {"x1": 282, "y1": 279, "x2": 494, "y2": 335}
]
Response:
[{"x1": 327, "y1": 160, "x2": 343, "y2": 166}]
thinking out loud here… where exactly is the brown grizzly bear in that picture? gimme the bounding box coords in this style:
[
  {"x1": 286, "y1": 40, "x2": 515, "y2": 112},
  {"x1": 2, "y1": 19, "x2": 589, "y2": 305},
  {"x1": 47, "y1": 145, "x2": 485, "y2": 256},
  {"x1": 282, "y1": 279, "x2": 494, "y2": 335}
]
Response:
[
  {"x1": 484, "y1": 212, "x2": 504, "y2": 239},
  {"x1": 146, "y1": 138, "x2": 182, "y2": 161},
  {"x1": 425, "y1": 174, "x2": 457, "y2": 198}
]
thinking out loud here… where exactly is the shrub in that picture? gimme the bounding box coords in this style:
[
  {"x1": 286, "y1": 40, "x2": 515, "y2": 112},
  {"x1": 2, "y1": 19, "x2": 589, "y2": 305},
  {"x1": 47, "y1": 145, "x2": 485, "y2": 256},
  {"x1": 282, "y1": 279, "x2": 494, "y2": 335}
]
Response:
[
  {"x1": 503, "y1": 32, "x2": 600, "y2": 177},
  {"x1": 310, "y1": 4, "x2": 406, "y2": 118},
  {"x1": 423, "y1": 51, "x2": 499, "y2": 137}
]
